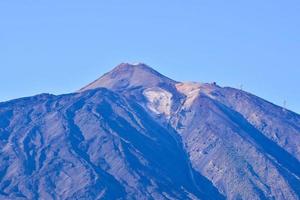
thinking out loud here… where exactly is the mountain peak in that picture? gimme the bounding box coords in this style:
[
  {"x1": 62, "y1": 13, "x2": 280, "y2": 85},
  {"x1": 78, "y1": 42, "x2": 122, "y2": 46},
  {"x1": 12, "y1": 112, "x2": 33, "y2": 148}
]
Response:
[
  {"x1": 79, "y1": 63, "x2": 177, "y2": 92},
  {"x1": 110, "y1": 62, "x2": 160, "y2": 77},
  {"x1": 115, "y1": 62, "x2": 148, "y2": 68}
]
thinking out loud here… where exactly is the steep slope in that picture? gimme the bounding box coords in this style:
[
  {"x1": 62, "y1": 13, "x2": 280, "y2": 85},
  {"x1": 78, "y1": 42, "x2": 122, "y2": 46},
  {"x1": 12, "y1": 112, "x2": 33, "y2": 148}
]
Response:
[
  {"x1": 214, "y1": 87, "x2": 300, "y2": 160},
  {"x1": 169, "y1": 91, "x2": 300, "y2": 200},
  {"x1": 0, "y1": 63, "x2": 299, "y2": 200},
  {"x1": 0, "y1": 89, "x2": 224, "y2": 200},
  {"x1": 170, "y1": 82, "x2": 300, "y2": 200}
]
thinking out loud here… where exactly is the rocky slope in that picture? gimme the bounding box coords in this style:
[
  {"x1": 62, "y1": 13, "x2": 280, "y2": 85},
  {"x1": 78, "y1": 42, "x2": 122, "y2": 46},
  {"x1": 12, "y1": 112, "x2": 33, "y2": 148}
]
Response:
[{"x1": 0, "y1": 63, "x2": 299, "y2": 199}]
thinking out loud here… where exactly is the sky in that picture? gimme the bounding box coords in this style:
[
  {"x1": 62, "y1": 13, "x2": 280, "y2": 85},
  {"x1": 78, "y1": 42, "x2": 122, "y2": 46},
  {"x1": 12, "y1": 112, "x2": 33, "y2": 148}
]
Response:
[{"x1": 0, "y1": 0, "x2": 299, "y2": 113}]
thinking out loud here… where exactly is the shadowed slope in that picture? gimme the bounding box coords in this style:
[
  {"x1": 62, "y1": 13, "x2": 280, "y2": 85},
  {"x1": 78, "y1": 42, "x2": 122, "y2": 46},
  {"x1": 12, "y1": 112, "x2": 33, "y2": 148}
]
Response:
[{"x1": 0, "y1": 89, "x2": 224, "y2": 200}]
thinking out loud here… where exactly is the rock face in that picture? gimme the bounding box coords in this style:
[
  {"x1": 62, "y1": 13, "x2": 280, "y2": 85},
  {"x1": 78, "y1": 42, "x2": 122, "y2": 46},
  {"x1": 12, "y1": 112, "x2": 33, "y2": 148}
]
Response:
[{"x1": 0, "y1": 63, "x2": 299, "y2": 200}]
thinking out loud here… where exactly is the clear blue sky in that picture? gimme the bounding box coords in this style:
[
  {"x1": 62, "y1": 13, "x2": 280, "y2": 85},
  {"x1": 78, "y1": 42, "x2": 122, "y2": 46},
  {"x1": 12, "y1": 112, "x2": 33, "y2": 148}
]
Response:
[{"x1": 1, "y1": 0, "x2": 299, "y2": 113}]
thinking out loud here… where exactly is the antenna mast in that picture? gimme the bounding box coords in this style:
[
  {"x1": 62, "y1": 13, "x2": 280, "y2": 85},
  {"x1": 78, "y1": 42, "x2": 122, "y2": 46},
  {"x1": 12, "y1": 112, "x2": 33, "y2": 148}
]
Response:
[
  {"x1": 240, "y1": 84, "x2": 243, "y2": 91},
  {"x1": 283, "y1": 100, "x2": 287, "y2": 111}
]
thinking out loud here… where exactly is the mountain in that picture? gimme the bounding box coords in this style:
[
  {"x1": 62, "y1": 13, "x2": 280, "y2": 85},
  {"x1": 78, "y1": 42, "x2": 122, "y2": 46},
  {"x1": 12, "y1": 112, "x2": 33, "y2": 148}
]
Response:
[{"x1": 0, "y1": 63, "x2": 299, "y2": 200}]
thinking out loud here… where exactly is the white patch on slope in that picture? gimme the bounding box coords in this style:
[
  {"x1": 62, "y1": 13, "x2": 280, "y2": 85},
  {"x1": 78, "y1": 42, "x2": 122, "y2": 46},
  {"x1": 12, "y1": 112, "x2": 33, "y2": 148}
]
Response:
[
  {"x1": 176, "y1": 82, "x2": 202, "y2": 108},
  {"x1": 176, "y1": 82, "x2": 218, "y2": 108},
  {"x1": 143, "y1": 88, "x2": 172, "y2": 117}
]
